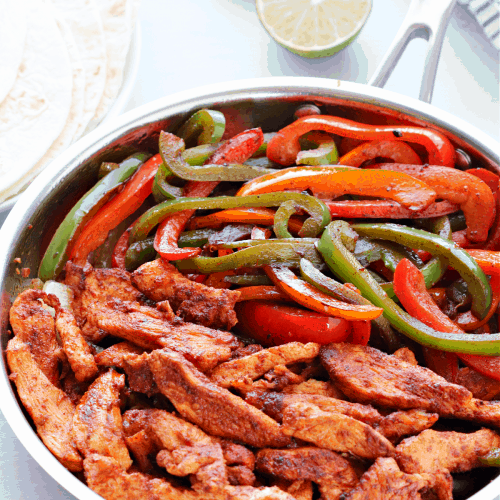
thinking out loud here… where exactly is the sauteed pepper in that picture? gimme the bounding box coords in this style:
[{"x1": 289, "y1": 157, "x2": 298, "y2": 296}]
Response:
[
  {"x1": 317, "y1": 221, "x2": 500, "y2": 355},
  {"x1": 266, "y1": 114, "x2": 456, "y2": 167},
  {"x1": 153, "y1": 127, "x2": 264, "y2": 260},
  {"x1": 236, "y1": 166, "x2": 437, "y2": 212},
  {"x1": 337, "y1": 140, "x2": 422, "y2": 167},
  {"x1": 393, "y1": 258, "x2": 500, "y2": 381},
  {"x1": 39, "y1": 153, "x2": 150, "y2": 280},
  {"x1": 351, "y1": 222, "x2": 492, "y2": 320}
]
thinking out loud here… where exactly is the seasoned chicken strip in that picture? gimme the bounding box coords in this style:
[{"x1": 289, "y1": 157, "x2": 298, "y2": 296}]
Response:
[
  {"x1": 211, "y1": 342, "x2": 320, "y2": 388},
  {"x1": 123, "y1": 408, "x2": 227, "y2": 493},
  {"x1": 66, "y1": 263, "x2": 151, "y2": 341},
  {"x1": 132, "y1": 259, "x2": 240, "y2": 330},
  {"x1": 272, "y1": 480, "x2": 313, "y2": 500},
  {"x1": 84, "y1": 454, "x2": 297, "y2": 500},
  {"x1": 87, "y1": 299, "x2": 238, "y2": 372},
  {"x1": 282, "y1": 379, "x2": 345, "y2": 399},
  {"x1": 343, "y1": 457, "x2": 450, "y2": 500},
  {"x1": 55, "y1": 307, "x2": 98, "y2": 382},
  {"x1": 320, "y1": 343, "x2": 472, "y2": 414},
  {"x1": 395, "y1": 428, "x2": 500, "y2": 474},
  {"x1": 245, "y1": 391, "x2": 382, "y2": 426},
  {"x1": 282, "y1": 402, "x2": 394, "y2": 460},
  {"x1": 256, "y1": 447, "x2": 358, "y2": 500},
  {"x1": 94, "y1": 341, "x2": 145, "y2": 369},
  {"x1": 227, "y1": 466, "x2": 256, "y2": 486},
  {"x1": 9, "y1": 289, "x2": 63, "y2": 384},
  {"x1": 6, "y1": 337, "x2": 82, "y2": 471},
  {"x1": 122, "y1": 352, "x2": 159, "y2": 397},
  {"x1": 72, "y1": 369, "x2": 132, "y2": 470},
  {"x1": 148, "y1": 349, "x2": 291, "y2": 448},
  {"x1": 375, "y1": 410, "x2": 439, "y2": 443},
  {"x1": 321, "y1": 343, "x2": 500, "y2": 428},
  {"x1": 219, "y1": 440, "x2": 255, "y2": 469}
]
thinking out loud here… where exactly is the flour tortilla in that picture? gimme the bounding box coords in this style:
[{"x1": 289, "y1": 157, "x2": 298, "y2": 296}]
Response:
[
  {"x1": 50, "y1": 0, "x2": 107, "y2": 141},
  {"x1": 0, "y1": 0, "x2": 72, "y2": 203},
  {"x1": 89, "y1": 0, "x2": 134, "y2": 127},
  {"x1": 0, "y1": 0, "x2": 27, "y2": 105},
  {"x1": 29, "y1": 8, "x2": 86, "y2": 176}
]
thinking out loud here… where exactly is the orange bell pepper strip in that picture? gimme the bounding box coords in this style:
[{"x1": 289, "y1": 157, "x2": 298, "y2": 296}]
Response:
[
  {"x1": 376, "y1": 164, "x2": 496, "y2": 243},
  {"x1": 236, "y1": 285, "x2": 289, "y2": 302},
  {"x1": 70, "y1": 154, "x2": 163, "y2": 265},
  {"x1": 264, "y1": 264, "x2": 383, "y2": 321},
  {"x1": 466, "y1": 250, "x2": 500, "y2": 275},
  {"x1": 154, "y1": 128, "x2": 264, "y2": 261},
  {"x1": 266, "y1": 115, "x2": 455, "y2": 167},
  {"x1": 467, "y1": 168, "x2": 499, "y2": 197},
  {"x1": 393, "y1": 258, "x2": 500, "y2": 382},
  {"x1": 237, "y1": 167, "x2": 437, "y2": 212},
  {"x1": 235, "y1": 300, "x2": 351, "y2": 346},
  {"x1": 338, "y1": 140, "x2": 422, "y2": 167},
  {"x1": 326, "y1": 199, "x2": 458, "y2": 219},
  {"x1": 190, "y1": 207, "x2": 304, "y2": 234}
]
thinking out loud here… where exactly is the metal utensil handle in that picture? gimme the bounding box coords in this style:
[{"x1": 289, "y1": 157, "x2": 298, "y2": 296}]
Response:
[{"x1": 368, "y1": 0, "x2": 458, "y2": 103}]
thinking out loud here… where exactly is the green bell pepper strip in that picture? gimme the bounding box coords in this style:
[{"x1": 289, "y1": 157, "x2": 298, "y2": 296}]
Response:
[
  {"x1": 296, "y1": 131, "x2": 338, "y2": 166},
  {"x1": 159, "y1": 131, "x2": 276, "y2": 182},
  {"x1": 124, "y1": 237, "x2": 157, "y2": 271},
  {"x1": 351, "y1": 222, "x2": 491, "y2": 320},
  {"x1": 174, "y1": 241, "x2": 325, "y2": 274},
  {"x1": 39, "y1": 153, "x2": 149, "y2": 281},
  {"x1": 274, "y1": 199, "x2": 321, "y2": 238},
  {"x1": 177, "y1": 228, "x2": 217, "y2": 248},
  {"x1": 318, "y1": 221, "x2": 500, "y2": 355},
  {"x1": 129, "y1": 192, "x2": 331, "y2": 245},
  {"x1": 176, "y1": 109, "x2": 226, "y2": 147},
  {"x1": 479, "y1": 448, "x2": 500, "y2": 467},
  {"x1": 224, "y1": 274, "x2": 274, "y2": 286},
  {"x1": 216, "y1": 238, "x2": 318, "y2": 249},
  {"x1": 98, "y1": 162, "x2": 120, "y2": 179},
  {"x1": 299, "y1": 258, "x2": 400, "y2": 351}
]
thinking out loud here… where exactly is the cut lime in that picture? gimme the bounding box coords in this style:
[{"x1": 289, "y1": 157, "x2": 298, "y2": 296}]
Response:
[{"x1": 256, "y1": 0, "x2": 372, "y2": 58}]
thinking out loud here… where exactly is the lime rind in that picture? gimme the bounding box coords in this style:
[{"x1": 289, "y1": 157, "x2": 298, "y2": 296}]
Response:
[{"x1": 256, "y1": 0, "x2": 372, "y2": 59}]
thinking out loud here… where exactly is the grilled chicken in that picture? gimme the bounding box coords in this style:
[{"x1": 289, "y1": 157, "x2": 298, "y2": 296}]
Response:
[
  {"x1": 395, "y1": 428, "x2": 500, "y2": 474},
  {"x1": 343, "y1": 457, "x2": 452, "y2": 500},
  {"x1": 281, "y1": 379, "x2": 345, "y2": 399},
  {"x1": 282, "y1": 401, "x2": 395, "y2": 459},
  {"x1": 6, "y1": 337, "x2": 82, "y2": 471},
  {"x1": 132, "y1": 259, "x2": 240, "y2": 330},
  {"x1": 245, "y1": 391, "x2": 382, "y2": 426},
  {"x1": 72, "y1": 369, "x2": 132, "y2": 470},
  {"x1": 256, "y1": 447, "x2": 358, "y2": 500},
  {"x1": 147, "y1": 349, "x2": 291, "y2": 448},
  {"x1": 86, "y1": 298, "x2": 239, "y2": 371},
  {"x1": 375, "y1": 410, "x2": 439, "y2": 443},
  {"x1": 55, "y1": 306, "x2": 98, "y2": 382},
  {"x1": 211, "y1": 342, "x2": 320, "y2": 388},
  {"x1": 9, "y1": 289, "x2": 64, "y2": 384},
  {"x1": 94, "y1": 341, "x2": 145, "y2": 369},
  {"x1": 84, "y1": 454, "x2": 297, "y2": 500}
]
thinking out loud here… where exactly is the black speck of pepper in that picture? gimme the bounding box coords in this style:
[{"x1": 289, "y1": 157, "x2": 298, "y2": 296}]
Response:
[{"x1": 392, "y1": 130, "x2": 403, "y2": 138}]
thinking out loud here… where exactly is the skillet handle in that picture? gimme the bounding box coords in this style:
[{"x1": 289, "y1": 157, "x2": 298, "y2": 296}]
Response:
[{"x1": 368, "y1": 0, "x2": 457, "y2": 103}]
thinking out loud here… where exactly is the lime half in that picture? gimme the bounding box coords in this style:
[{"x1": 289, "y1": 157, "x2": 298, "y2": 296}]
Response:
[{"x1": 256, "y1": 0, "x2": 372, "y2": 58}]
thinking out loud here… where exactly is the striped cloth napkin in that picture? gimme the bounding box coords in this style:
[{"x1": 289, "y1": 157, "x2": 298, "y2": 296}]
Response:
[{"x1": 458, "y1": 0, "x2": 500, "y2": 50}]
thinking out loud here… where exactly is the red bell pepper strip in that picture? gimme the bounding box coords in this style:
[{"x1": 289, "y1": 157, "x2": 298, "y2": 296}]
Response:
[
  {"x1": 376, "y1": 164, "x2": 496, "y2": 243},
  {"x1": 393, "y1": 258, "x2": 500, "y2": 382},
  {"x1": 235, "y1": 300, "x2": 351, "y2": 346},
  {"x1": 264, "y1": 264, "x2": 383, "y2": 321},
  {"x1": 348, "y1": 320, "x2": 371, "y2": 346},
  {"x1": 338, "y1": 140, "x2": 422, "y2": 167},
  {"x1": 190, "y1": 207, "x2": 304, "y2": 234},
  {"x1": 237, "y1": 167, "x2": 437, "y2": 212},
  {"x1": 236, "y1": 285, "x2": 289, "y2": 302},
  {"x1": 467, "y1": 168, "x2": 500, "y2": 197},
  {"x1": 69, "y1": 154, "x2": 163, "y2": 265},
  {"x1": 326, "y1": 199, "x2": 458, "y2": 219},
  {"x1": 266, "y1": 115, "x2": 455, "y2": 167},
  {"x1": 154, "y1": 128, "x2": 264, "y2": 261}
]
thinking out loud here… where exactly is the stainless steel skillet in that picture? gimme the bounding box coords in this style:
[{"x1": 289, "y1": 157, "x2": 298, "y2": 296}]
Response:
[{"x1": 0, "y1": 0, "x2": 499, "y2": 499}]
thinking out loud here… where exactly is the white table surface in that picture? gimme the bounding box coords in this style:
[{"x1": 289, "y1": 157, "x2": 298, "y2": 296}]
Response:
[{"x1": 0, "y1": 0, "x2": 499, "y2": 498}]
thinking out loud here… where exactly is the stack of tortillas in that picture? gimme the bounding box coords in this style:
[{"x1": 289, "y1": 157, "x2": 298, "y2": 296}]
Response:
[{"x1": 0, "y1": 0, "x2": 140, "y2": 205}]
